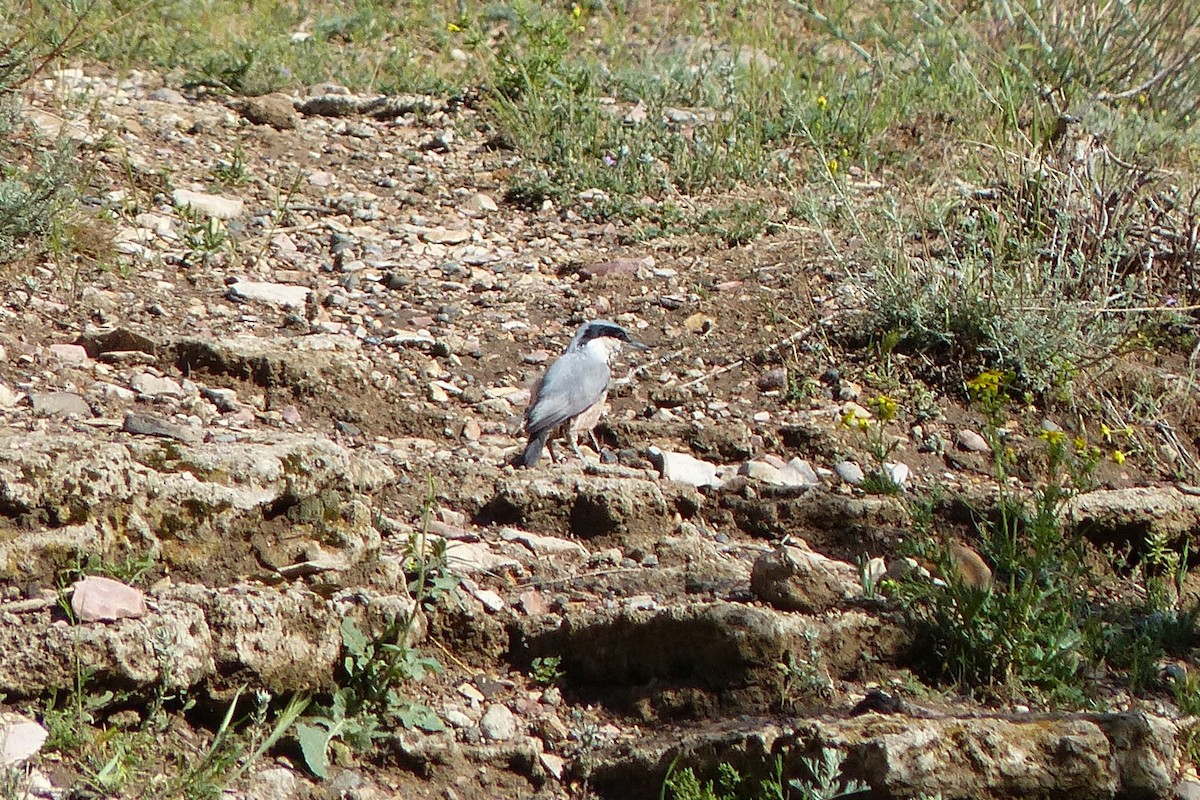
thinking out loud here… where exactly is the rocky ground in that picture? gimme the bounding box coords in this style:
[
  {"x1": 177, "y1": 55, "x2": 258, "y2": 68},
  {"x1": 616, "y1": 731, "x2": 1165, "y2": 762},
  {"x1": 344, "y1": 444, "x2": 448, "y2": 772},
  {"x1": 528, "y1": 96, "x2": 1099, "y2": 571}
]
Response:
[{"x1": 1, "y1": 68, "x2": 1200, "y2": 800}]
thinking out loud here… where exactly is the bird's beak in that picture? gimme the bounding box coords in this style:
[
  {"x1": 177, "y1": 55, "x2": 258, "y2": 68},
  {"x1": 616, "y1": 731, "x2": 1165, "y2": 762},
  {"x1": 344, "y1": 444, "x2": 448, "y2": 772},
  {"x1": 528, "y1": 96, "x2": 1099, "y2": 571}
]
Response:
[{"x1": 627, "y1": 339, "x2": 651, "y2": 351}]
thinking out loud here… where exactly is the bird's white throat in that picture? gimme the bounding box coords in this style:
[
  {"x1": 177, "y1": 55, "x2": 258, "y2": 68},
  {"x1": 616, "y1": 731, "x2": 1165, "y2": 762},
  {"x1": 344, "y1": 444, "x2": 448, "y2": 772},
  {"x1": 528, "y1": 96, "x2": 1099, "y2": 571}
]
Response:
[{"x1": 581, "y1": 337, "x2": 622, "y2": 364}]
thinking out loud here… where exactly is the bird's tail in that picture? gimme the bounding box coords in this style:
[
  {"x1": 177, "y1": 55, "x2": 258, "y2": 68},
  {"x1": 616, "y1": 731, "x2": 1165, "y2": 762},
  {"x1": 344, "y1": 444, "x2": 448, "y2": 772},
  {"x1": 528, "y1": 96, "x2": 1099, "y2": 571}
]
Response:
[{"x1": 514, "y1": 431, "x2": 548, "y2": 468}]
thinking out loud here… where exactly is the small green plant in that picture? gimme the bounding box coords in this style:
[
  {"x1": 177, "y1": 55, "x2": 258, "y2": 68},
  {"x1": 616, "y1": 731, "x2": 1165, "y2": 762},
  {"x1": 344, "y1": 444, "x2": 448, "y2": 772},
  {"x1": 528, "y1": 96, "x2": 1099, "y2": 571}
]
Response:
[
  {"x1": 296, "y1": 617, "x2": 446, "y2": 778},
  {"x1": 784, "y1": 372, "x2": 820, "y2": 406},
  {"x1": 856, "y1": 554, "x2": 882, "y2": 599},
  {"x1": 787, "y1": 748, "x2": 869, "y2": 800},
  {"x1": 698, "y1": 201, "x2": 775, "y2": 247},
  {"x1": 212, "y1": 142, "x2": 251, "y2": 186},
  {"x1": 660, "y1": 747, "x2": 867, "y2": 800},
  {"x1": 0, "y1": 125, "x2": 79, "y2": 270},
  {"x1": 843, "y1": 395, "x2": 904, "y2": 495},
  {"x1": 662, "y1": 760, "x2": 744, "y2": 800},
  {"x1": 295, "y1": 480, "x2": 457, "y2": 778},
  {"x1": 776, "y1": 632, "x2": 832, "y2": 712},
  {"x1": 531, "y1": 655, "x2": 565, "y2": 687},
  {"x1": 180, "y1": 209, "x2": 229, "y2": 265}
]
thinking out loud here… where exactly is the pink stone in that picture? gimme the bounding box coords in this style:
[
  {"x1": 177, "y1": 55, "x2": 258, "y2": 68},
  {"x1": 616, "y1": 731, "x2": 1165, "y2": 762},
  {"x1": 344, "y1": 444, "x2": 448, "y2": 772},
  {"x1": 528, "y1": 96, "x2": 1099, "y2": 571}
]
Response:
[
  {"x1": 49, "y1": 344, "x2": 90, "y2": 364},
  {"x1": 70, "y1": 575, "x2": 147, "y2": 622}
]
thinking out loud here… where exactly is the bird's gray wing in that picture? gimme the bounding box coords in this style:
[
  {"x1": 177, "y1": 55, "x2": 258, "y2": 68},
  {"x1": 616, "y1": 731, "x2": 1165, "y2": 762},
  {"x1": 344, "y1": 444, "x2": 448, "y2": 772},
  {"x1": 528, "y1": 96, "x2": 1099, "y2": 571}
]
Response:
[{"x1": 525, "y1": 352, "x2": 610, "y2": 436}]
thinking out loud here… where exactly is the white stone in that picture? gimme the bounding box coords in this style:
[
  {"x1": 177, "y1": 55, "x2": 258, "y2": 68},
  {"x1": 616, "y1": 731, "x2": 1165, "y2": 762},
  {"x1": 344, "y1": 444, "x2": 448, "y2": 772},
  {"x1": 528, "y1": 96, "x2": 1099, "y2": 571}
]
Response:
[
  {"x1": 883, "y1": 462, "x2": 910, "y2": 487},
  {"x1": 422, "y1": 228, "x2": 472, "y2": 244},
  {"x1": 172, "y1": 188, "x2": 244, "y2": 220},
  {"x1": 130, "y1": 372, "x2": 186, "y2": 398},
  {"x1": 0, "y1": 382, "x2": 21, "y2": 408},
  {"x1": 956, "y1": 429, "x2": 991, "y2": 453},
  {"x1": 539, "y1": 752, "x2": 566, "y2": 780},
  {"x1": 499, "y1": 528, "x2": 588, "y2": 559},
  {"x1": 739, "y1": 460, "x2": 784, "y2": 484},
  {"x1": 471, "y1": 588, "x2": 505, "y2": 612},
  {"x1": 780, "y1": 458, "x2": 820, "y2": 486},
  {"x1": 460, "y1": 192, "x2": 498, "y2": 215},
  {"x1": 0, "y1": 712, "x2": 48, "y2": 765},
  {"x1": 442, "y1": 708, "x2": 474, "y2": 729},
  {"x1": 835, "y1": 461, "x2": 865, "y2": 485},
  {"x1": 479, "y1": 703, "x2": 518, "y2": 741},
  {"x1": 227, "y1": 280, "x2": 309, "y2": 309},
  {"x1": 648, "y1": 446, "x2": 722, "y2": 488},
  {"x1": 446, "y1": 541, "x2": 520, "y2": 574}
]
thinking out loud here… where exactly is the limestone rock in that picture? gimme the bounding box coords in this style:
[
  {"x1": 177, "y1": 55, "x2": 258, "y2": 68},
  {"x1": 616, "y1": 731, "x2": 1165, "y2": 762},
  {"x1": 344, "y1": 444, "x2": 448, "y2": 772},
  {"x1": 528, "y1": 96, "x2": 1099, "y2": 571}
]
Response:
[
  {"x1": 587, "y1": 712, "x2": 1178, "y2": 800},
  {"x1": 1067, "y1": 486, "x2": 1200, "y2": 543},
  {"x1": 172, "y1": 189, "x2": 244, "y2": 220},
  {"x1": 226, "y1": 280, "x2": 309, "y2": 309},
  {"x1": 480, "y1": 703, "x2": 518, "y2": 741},
  {"x1": 519, "y1": 601, "x2": 908, "y2": 716},
  {"x1": 835, "y1": 461, "x2": 865, "y2": 485},
  {"x1": 648, "y1": 447, "x2": 722, "y2": 488},
  {"x1": 956, "y1": 429, "x2": 991, "y2": 453},
  {"x1": 481, "y1": 473, "x2": 676, "y2": 539},
  {"x1": 29, "y1": 391, "x2": 91, "y2": 418},
  {"x1": 237, "y1": 93, "x2": 299, "y2": 130},
  {"x1": 0, "y1": 712, "x2": 48, "y2": 765},
  {"x1": 750, "y1": 543, "x2": 860, "y2": 613}
]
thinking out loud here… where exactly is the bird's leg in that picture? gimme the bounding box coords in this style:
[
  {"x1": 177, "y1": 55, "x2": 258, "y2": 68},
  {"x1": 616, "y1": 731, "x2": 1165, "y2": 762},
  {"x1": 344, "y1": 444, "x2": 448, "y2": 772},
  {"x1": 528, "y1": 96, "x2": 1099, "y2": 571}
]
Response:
[
  {"x1": 571, "y1": 438, "x2": 589, "y2": 463},
  {"x1": 547, "y1": 439, "x2": 560, "y2": 463},
  {"x1": 588, "y1": 430, "x2": 603, "y2": 455}
]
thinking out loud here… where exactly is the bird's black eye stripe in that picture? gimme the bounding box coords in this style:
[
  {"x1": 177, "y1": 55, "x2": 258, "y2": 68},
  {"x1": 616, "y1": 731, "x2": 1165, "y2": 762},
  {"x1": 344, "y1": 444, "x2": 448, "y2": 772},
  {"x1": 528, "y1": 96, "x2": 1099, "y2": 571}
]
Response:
[{"x1": 579, "y1": 323, "x2": 628, "y2": 344}]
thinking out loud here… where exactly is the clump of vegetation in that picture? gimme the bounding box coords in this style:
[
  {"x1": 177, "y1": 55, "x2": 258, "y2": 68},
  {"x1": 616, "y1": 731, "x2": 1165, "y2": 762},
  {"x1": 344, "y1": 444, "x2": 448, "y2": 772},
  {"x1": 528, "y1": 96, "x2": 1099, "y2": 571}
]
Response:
[
  {"x1": 892, "y1": 372, "x2": 1199, "y2": 707},
  {"x1": 662, "y1": 748, "x2": 868, "y2": 800},
  {"x1": 295, "y1": 486, "x2": 460, "y2": 778},
  {"x1": 0, "y1": 104, "x2": 82, "y2": 275},
  {"x1": 894, "y1": 434, "x2": 1093, "y2": 705},
  {"x1": 530, "y1": 655, "x2": 565, "y2": 687}
]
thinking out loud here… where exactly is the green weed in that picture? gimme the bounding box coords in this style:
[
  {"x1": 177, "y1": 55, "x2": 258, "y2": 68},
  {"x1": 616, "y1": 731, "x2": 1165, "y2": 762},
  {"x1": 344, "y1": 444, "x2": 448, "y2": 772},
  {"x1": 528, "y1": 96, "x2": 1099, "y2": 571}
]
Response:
[
  {"x1": 531, "y1": 655, "x2": 565, "y2": 688},
  {"x1": 661, "y1": 748, "x2": 867, "y2": 800},
  {"x1": 295, "y1": 480, "x2": 458, "y2": 778},
  {"x1": 842, "y1": 395, "x2": 905, "y2": 495}
]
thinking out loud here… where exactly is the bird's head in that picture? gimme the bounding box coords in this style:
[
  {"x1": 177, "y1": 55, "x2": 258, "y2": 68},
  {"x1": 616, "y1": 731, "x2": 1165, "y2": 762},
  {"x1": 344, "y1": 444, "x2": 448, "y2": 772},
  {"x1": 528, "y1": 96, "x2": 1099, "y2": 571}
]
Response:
[{"x1": 569, "y1": 320, "x2": 650, "y2": 362}]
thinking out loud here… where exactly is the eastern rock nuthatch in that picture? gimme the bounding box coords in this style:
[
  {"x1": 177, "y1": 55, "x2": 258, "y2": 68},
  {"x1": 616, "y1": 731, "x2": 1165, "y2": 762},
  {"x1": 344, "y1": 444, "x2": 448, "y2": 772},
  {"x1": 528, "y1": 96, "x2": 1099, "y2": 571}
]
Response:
[{"x1": 515, "y1": 320, "x2": 649, "y2": 467}]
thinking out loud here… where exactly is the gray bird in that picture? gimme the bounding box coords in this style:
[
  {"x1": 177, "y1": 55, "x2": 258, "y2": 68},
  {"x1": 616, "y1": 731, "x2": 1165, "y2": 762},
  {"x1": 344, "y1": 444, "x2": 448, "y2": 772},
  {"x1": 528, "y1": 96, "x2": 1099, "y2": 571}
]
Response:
[{"x1": 515, "y1": 320, "x2": 649, "y2": 467}]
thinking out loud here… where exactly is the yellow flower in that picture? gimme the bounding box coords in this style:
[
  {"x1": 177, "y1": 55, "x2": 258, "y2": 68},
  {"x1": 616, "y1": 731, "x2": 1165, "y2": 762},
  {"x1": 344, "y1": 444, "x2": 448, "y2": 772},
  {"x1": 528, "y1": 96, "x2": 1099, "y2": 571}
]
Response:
[
  {"x1": 966, "y1": 370, "x2": 1003, "y2": 398},
  {"x1": 870, "y1": 395, "x2": 898, "y2": 423},
  {"x1": 1100, "y1": 423, "x2": 1112, "y2": 441},
  {"x1": 447, "y1": 21, "x2": 462, "y2": 32},
  {"x1": 572, "y1": 3, "x2": 582, "y2": 18},
  {"x1": 827, "y1": 158, "x2": 839, "y2": 175},
  {"x1": 1112, "y1": 450, "x2": 1126, "y2": 464},
  {"x1": 1073, "y1": 436, "x2": 1087, "y2": 453},
  {"x1": 815, "y1": 95, "x2": 828, "y2": 110},
  {"x1": 1038, "y1": 429, "x2": 1066, "y2": 446}
]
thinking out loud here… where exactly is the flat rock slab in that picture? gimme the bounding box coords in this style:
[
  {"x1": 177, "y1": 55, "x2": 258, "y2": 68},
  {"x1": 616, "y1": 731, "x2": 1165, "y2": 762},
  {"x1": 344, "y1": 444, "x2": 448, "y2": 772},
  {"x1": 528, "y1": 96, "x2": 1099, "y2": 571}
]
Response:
[
  {"x1": 517, "y1": 601, "x2": 908, "y2": 717},
  {"x1": 589, "y1": 712, "x2": 1179, "y2": 800},
  {"x1": 171, "y1": 188, "x2": 244, "y2": 220},
  {"x1": 0, "y1": 433, "x2": 394, "y2": 583},
  {"x1": 28, "y1": 391, "x2": 91, "y2": 418},
  {"x1": 0, "y1": 585, "x2": 415, "y2": 698},
  {"x1": 226, "y1": 280, "x2": 310, "y2": 309},
  {"x1": 171, "y1": 335, "x2": 363, "y2": 393},
  {"x1": 1067, "y1": 486, "x2": 1200, "y2": 544},
  {"x1": 480, "y1": 473, "x2": 683, "y2": 540}
]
